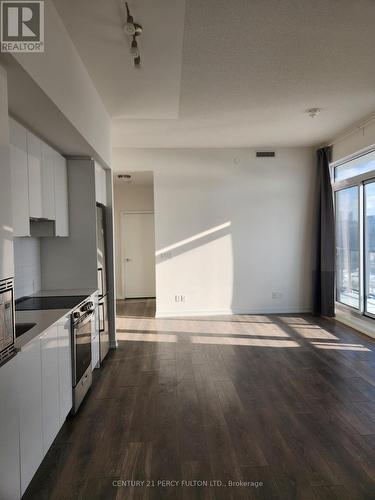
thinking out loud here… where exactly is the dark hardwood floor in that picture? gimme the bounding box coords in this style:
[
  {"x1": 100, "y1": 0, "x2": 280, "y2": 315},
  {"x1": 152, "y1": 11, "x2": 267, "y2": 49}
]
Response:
[{"x1": 24, "y1": 299, "x2": 375, "y2": 500}]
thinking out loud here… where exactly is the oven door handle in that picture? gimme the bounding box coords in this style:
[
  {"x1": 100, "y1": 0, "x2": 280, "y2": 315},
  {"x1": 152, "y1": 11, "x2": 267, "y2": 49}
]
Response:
[
  {"x1": 98, "y1": 268, "x2": 104, "y2": 298},
  {"x1": 73, "y1": 313, "x2": 94, "y2": 330}
]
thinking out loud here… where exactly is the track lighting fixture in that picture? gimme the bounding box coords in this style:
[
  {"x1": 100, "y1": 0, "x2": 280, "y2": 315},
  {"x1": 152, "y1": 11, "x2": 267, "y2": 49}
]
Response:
[
  {"x1": 130, "y1": 36, "x2": 139, "y2": 58},
  {"x1": 123, "y1": 2, "x2": 143, "y2": 67},
  {"x1": 123, "y1": 2, "x2": 135, "y2": 35}
]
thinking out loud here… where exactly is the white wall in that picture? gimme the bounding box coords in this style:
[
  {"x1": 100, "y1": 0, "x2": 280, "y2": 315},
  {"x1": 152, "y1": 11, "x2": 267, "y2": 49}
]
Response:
[
  {"x1": 112, "y1": 148, "x2": 315, "y2": 316},
  {"x1": 13, "y1": 0, "x2": 111, "y2": 167},
  {"x1": 114, "y1": 182, "x2": 154, "y2": 297},
  {"x1": 13, "y1": 238, "x2": 41, "y2": 299}
]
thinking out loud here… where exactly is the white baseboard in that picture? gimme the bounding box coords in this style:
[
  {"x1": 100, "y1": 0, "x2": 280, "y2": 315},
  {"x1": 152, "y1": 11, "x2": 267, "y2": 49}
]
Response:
[
  {"x1": 155, "y1": 306, "x2": 312, "y2": 319},
  {"x1": 335, "y1": 310, "x2": 375, "y2": 340}
]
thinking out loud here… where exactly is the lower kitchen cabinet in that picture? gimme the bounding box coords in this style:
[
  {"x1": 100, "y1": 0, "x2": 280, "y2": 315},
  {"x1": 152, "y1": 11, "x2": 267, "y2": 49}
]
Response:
[
  {"x1": 57, "y1": 315, "x2": 72, "y2": 423},
  {"x1": 40, "y1": 325, "x2": 60, "y2": 454},
  {"x1": 92, "y1": 329, "x2": 100, "y2": 370},
  {"x1": 18, "y1": 336, "x2": 44, "y2": 496},
  {"x1": 92, "y1": 293, "x2": 100, "y2": 370},
  {"x1": 17, "y1": 316, "x2": 73, "y2": 497},
  {"x1": 0, "y1": 355, "x2": 21, "y2": 500}
]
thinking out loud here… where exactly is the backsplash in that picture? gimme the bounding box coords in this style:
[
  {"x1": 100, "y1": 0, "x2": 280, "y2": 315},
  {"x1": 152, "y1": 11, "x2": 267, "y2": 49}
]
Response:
[{"x1": 14, "y1": 238, "x2": 42, "y2": 299}]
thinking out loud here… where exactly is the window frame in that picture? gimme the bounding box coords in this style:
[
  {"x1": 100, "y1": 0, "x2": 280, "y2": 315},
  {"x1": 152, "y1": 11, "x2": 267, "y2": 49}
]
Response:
[
  {"x1": 331, "y1": 146, "x2": 375, "y2": 320},
  {"x1": 363, "y1": 179, "x2": 375, "y2": 319},
  {"x1": 334, "y1": 185, "x2": 361, "y2": 311}
]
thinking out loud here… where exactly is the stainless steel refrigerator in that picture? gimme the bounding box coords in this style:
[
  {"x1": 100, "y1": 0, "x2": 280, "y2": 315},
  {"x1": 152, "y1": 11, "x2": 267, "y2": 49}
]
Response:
[{"x1": 97, "y1": 204, "x2": 110, "y2": 362}]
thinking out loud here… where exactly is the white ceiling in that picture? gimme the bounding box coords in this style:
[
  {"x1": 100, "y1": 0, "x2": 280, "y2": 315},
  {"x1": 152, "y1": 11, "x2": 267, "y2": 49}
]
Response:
[{"x1": 54, "y1": 0, "x2": 375, "y2": 148}]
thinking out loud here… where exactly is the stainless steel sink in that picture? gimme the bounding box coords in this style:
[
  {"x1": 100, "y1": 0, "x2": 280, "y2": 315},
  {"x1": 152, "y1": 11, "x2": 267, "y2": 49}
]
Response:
[{"x1": 15, "y1": 323, "x2": 36, "y2": 338}]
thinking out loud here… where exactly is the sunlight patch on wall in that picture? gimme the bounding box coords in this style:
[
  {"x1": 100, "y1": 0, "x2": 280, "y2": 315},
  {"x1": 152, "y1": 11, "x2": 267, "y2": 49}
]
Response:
[{"x1": 155, "y1": 221, "x2": 231, "y2": 256}]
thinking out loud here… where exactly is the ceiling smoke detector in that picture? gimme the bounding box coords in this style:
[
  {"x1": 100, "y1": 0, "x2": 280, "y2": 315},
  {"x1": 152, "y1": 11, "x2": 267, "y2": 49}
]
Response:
[
  {"x1": 306, "y1": 108, "x2": 322, "y2": 118},
  {"x1": 118, "y1": 174, "x2": 132, "y2": 183}
]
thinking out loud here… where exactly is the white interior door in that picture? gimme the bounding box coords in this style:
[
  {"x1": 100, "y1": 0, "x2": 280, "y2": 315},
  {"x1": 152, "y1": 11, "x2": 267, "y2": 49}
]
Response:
[{"x1": 121, "y1": 212, "x2": 156, "y2": 298}]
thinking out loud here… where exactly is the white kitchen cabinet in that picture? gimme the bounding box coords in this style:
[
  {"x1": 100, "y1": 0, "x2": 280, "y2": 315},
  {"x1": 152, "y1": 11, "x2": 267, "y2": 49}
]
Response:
[
  {"x1": 0, "y1": 70, "x2": 14, "y2": 281},
  {"x1": 92, "y1": 324, "x2": 100, "y2": 370},
  {"x1": 91, "y1": 292, "x2": 100, "y2": 370},
  {"x1": 40, "y1": 324, "x2": 60, "y2": 455},
  {"x1": 41, "y1": 142, "x2": 55, "y2": 220},
  {"x1": 28, "y1": 132, "x2": 56, "y2": 221},
  {"x1": 95, "y1": 162, "x2": 107, "y2": 206},
  {"x1": 27, "y1": 131, "x2": 43, "y2": 219},
  {"x1": 18, "y1": 335, "x2": 43, "y2": 496},
  {"x1": 54, "y1": 152, "x2": 69, "y2": 236},
  {"x1": 9, "y1": 118, "x2": 30, "y2": 237},
  {"x1": 57, "y1": 315, "x2": 72, "y2": 423},
  {"x1": 0, "y1": 355, "x2": 21, "y2": 500}
]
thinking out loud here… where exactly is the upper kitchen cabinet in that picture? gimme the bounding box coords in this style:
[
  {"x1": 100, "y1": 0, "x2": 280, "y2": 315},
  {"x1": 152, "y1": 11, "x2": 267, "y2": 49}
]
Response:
[
  {"x1": 10, "y1": 119, "x2": 70, "y2": 238},
  {"x1": 27, "y1": 131, "x2": 43, "y2": 219},
  {"x1": 95, "y1": 163, "x2": 107, "y2": 206},
  {"x1": 9, "y1": 118, "x2": 30, "y2": 237},
  {"x1": 0, "y1": 70, "x2": 14, "y2": 281},
  {"x1": 28, "y1": 132, "x2": 55, "y2": 221},
  {"x1": 54, "y1": 152, "x2": 69, "y2": 237},
  {"x1": 41, "y1": 143, "x2": 56, "y2": 221}
]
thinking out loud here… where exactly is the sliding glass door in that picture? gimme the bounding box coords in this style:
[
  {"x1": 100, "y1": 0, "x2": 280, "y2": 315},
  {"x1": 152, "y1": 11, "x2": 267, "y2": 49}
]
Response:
[
  {"x1": 365, "y1": 182, "x2": 375, "y2": 315},
  {"x1": 335, "y1": 187, "x2": 360, "y2": 308},
  {"x1": 333, "y1": 148, "x2": 375, "y2": 320}
]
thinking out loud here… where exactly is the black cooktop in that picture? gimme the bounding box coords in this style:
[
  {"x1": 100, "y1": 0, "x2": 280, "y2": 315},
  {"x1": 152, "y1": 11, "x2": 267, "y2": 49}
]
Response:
[{"x1": 16, "y1": 295, "x2": 87, "y2": 311}]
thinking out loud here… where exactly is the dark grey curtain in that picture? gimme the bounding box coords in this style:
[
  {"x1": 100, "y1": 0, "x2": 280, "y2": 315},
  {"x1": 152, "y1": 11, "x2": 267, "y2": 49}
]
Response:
[{"x1": 312, "y1": 146, "x2": 335, "y2": 316}]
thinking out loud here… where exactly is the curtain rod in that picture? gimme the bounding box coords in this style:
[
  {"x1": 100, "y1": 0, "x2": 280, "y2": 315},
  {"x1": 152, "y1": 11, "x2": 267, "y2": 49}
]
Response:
[{"x1": 324, "y1": 111, "x2": 375, "y2": 148}]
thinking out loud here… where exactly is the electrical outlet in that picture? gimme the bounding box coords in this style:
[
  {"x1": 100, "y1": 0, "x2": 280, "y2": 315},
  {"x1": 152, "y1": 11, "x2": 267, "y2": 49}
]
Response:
[
  {"x1": 174, "y1": 295, "x2": 186, "y2": 303},
  {"x1": 272, "y1": 292, "x2": 283, "y2": 300},
  {"x1": 160, "y1": 251, "x2": 172, "y2": 260}
]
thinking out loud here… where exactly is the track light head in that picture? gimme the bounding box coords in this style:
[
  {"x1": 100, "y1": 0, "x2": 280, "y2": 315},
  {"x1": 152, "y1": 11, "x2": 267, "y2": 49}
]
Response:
[{"x1": 130, "y1": 38, "x2": 139, "y2": 57}]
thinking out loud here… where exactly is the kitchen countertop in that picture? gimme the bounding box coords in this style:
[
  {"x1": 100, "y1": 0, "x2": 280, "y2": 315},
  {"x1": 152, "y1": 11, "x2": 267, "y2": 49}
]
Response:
[
  {"x1": 15, "y1": 289, "x2": 97, "y2": 351},
  {"x1": 28, "y1": 288, "x2": 98, "y2": 298}
]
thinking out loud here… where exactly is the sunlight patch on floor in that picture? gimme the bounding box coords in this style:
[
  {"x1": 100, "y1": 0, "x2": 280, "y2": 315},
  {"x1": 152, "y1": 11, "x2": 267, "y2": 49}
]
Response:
[
  {"x1": 311, "y1": 342, "x2": 371, "y2": 352},
  {"x1": 117, "y1": 317, "x2": 289, "y2": 337},
  {"x1": 117, "y1": 332, "x2": 178, "y2": 343},
  {"x1": 291, "y1": 326, "x2": 339, "y2": 340},
  {"x1": 191, "y1": 336, "x2": 300, "y2": 347}
]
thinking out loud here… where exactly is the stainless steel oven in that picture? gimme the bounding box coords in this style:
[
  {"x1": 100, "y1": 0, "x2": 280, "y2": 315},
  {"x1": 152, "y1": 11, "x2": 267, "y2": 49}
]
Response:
[
  {"x1": 0, "y1": 278, "x2": 15, "y2": 365},
  {"x1": 71, "y1": 298, "x2": 94, "y2": 413}
]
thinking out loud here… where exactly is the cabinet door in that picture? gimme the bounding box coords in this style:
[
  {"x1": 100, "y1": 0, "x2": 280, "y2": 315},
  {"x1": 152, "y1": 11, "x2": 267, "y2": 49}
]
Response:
[
  {"x1": 0, "y1": 70, "x2": 14, "y2": 281},
  {"x1": 57, "y1": 316, "x2": 72, "y2": 423},
  {"x1": 95, "y1": 163, "x2": 107, "y2": 206},
  {"x1": 0, "y1": 355, "x2": 21, "y2": 500},
  {"x1": 54, "y1": 152, "x2": 69, "y2": 236},
  {"x1": 27, "y1": 131, "x2": 43, "y2": 219},
  {"x1": 41, "y1": 142, "x2": 55, "y2": 220},
  {"x1": 9, "y1": 118, "x2": 30, "y2": 236},
  {"x1": 40, "y1": 325, "x2": 60, "y2": 455},
  {"x1": 18, "y1": 336, "x2": 43, "y2": 496},
  {"x1": 91, "y1": 315, "x2": 100, "y2": 371}
]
